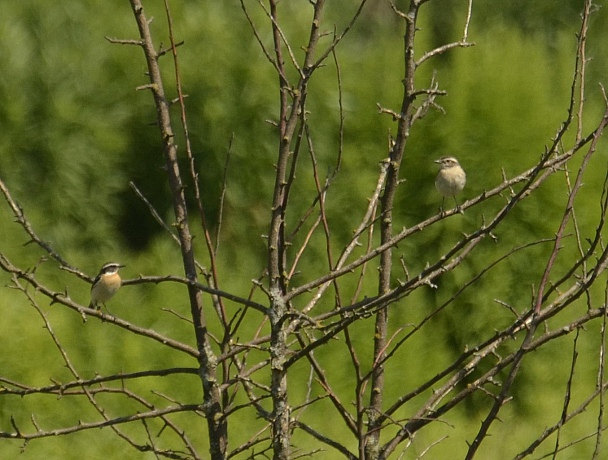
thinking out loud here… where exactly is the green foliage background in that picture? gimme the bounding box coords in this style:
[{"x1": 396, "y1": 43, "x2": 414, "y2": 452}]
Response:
[{"x1": 1, "y1": 0, "x2": 607, "y2": 458}]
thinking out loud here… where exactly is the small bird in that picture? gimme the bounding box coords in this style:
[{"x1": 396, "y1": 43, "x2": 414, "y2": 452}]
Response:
[
  {"x1": 89, "y1": 262, "x2": 125, "y2": 310},
  {"x1": 435, "y1": 156, "x2": 466, "y2": 212}
]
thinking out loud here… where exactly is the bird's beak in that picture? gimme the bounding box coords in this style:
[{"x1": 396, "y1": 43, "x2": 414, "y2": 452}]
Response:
[
  {"x1": 119, "y1": 264, "x2": 126, "y2": 268},
  {"x1": 434, "y1": 159, "x2": 441, "y2": 164}
]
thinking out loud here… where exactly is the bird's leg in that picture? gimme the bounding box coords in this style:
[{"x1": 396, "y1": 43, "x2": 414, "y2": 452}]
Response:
[
  {"x1": 102, "y1": 303, "x2": 113, "y2": 316},
  {"x1": 439, "y1": 197, "x2": 446, "y2": 215},
  {"x1": 454, "y1": 196, "x2": 463, "y2": 214}
]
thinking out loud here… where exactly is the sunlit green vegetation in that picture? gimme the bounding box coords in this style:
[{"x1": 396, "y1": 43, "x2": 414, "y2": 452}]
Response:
[{"x1": 1, "y1": 0, "x2": 607, "y2": 458}]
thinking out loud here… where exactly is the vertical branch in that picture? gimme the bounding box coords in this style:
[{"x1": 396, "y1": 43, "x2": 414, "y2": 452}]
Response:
[
  {"x1": 161, "y1": 0, "x2": 233, "y2": 423},
  {"x1": 593, "y1": 286, "x2": 608, "y2": 458},
  {"x1": 266, "y1": 0, "x2": 295, "y2": 456},
  {"x1": 575, "y1": 0, "x2": 590, "y2": 141},
  {"x1": 127, "y1": 1, "x2": 226, "y2": 458},
  {"x1": 266, "y1": 0, "x2": 299, "y2": 298},
  {"x1": 365, "y1": 2, "x2": 419, "y2": 458},
  {"x1": 161, "y1": 0, "x2": 228, "y2": 330},
  {"x1": 266, "y1": 1, "x2": 326, "y2": 458}
]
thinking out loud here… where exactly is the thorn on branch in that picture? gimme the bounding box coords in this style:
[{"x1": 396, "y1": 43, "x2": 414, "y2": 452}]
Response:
[
  {"x1": 136, "y1": 84, "x2": 162, "y2": 97},
  {"x1": 169, "y1": 94, "x2": 188, "y2": 106},
  {"x1": 30, "y1": 414, "x2": 41, "y2": 432},
  {"x1": 494, "y1": 298, "x2": 519, "y2": 319},
  {"x1": 104, "y1": 36, "x2": 144, "y2": 46},
  {"x1": 411, "y1": 88, "x2": 448, "y2": 98},
  {"x1": 389, "y1": 2, "x2": 409, "y2": 20},
  {"x1": 158, "y1": 40, "x2": 185, "y2": 57},
  {"x1": 424, "y1": 278, "x2": 438, "y2": 289},
  {"x1": 49, "y1": 292, "x2": 64, "y2": 306},
  {"x1": 10, "y1": 415, "x2": 21, "y2": 436},
  {"x1": 400, "y1": 256, "x2": 410, "y2": 281},
  {"x1": 376, "y1": 103, "x2": 404, "y2": 121}
]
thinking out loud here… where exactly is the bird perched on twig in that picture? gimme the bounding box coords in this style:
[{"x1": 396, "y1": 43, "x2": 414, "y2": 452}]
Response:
[
  {"x1": 89, "y1": 262, "x2": 125, "y2": 310},
  {"x1": 435, "y1": 156, "x2": 466, "y2": 212}
]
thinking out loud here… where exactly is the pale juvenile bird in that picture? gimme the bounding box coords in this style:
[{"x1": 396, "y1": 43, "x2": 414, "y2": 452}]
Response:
[
  {"x1": 89, "y1": 262, "x2": 125, "y2": 310},
  {"x1": 435, "y1": 156, "x2": 466, "y2": 212}
]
